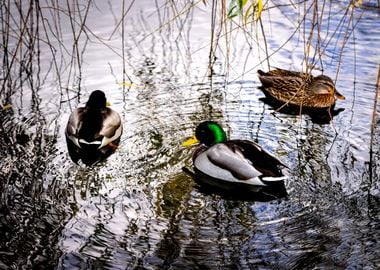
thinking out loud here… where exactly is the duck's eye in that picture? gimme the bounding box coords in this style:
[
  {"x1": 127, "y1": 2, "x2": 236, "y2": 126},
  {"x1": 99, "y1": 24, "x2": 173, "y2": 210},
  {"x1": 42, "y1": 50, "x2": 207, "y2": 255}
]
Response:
[
  {"x1": 324, "y1": 81, "x2": 334, "y2": 87},
  {"x1": 318, "y1": 81, "x2": 333, "y2": 92}
]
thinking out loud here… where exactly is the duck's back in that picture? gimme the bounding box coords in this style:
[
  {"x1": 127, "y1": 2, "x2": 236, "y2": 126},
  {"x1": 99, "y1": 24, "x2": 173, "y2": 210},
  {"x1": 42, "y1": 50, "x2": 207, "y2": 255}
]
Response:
[
  {"x1": 258, "y1": 74, "x2": 308, "y2": 105},
  {"x1": 194, "y1": 140, "x2": 286, "y2": 183},
  {"x1": 77, "y1": 108, "x2": 104, "y2": 142},
  {"x1": 258, "y1": 69, "x2": 306, "y2": 78}
]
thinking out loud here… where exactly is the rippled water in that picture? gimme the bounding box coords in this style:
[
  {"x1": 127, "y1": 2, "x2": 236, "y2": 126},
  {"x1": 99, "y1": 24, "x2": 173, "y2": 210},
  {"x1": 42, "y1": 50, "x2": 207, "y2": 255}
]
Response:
[{"x1": 0, "y1": 0, "x2": 379, "y2": 269}]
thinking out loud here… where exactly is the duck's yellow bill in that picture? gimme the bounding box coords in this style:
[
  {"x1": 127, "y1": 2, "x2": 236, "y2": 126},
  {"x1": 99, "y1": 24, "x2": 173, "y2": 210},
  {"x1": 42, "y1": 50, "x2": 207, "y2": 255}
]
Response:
[
  {"x1": 106, "y1": 101, "x2": 111, "y2": 106},
  {"x1": 182, "y1": 135, "x2": 199, "y2": 147}
]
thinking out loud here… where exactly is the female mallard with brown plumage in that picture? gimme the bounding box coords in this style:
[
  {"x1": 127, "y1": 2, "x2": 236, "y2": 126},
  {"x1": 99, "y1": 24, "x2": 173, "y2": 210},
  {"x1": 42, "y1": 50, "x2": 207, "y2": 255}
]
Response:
[
  {"x1": 65, "y1": 90, "x2": 123, "y2": 165},
  {"x1": 257, "y1": 68, "x2": 345, "y2": 108}
]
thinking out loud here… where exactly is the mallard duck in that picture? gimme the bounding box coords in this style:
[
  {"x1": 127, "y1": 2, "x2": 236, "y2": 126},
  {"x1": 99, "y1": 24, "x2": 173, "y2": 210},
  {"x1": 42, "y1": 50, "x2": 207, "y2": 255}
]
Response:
[
  {"x1": 183, "y1": 121, "x2": 287, "y2": 188},
  {"x1": 65, "y1": 90, "x2": 123, "y2": 165},
  {"x1": 258, "y1": 68, "x2": 345, "y2": 108}
]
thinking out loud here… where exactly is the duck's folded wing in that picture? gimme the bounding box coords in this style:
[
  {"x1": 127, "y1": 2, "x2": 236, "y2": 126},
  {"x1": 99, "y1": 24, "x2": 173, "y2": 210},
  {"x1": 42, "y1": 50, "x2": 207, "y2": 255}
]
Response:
[
  {"x1": 98, "y1": 109, "x2": 123, "y2": 148},
  {"x1": 65, "y1": 108, "x2": 84, "y2": 147},
  {"x1": 194, "y1": 142, "x2": 286, "y2": 186},
  {"x1": 66, "y1": 108, "x2": 83, "y2": 136},
  {"x1": 260, "y1": 75, "x2": 304, "y2": 90},
  {"x1": 204, "y1": 143, "x2": 263, "y2": 180},
  {"x1": 228, "y1": 140, "x2": 287, "y2": 175}
]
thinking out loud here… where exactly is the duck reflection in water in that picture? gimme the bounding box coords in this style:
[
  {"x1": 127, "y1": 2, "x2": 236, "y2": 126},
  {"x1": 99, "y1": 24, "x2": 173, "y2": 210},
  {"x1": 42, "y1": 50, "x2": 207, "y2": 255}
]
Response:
[
  {"x1": 65, "y1": 90, "x2": 123, "y2": 165},
  {"x1": 183, "y1": 167, "x2": 287, "y2": 202},
  {"x1": 182, "y1": 121, "x2": 288, "y2": 201},
  {"x1": 257, "y1": 69, "x2": 345, "y2": 124}
]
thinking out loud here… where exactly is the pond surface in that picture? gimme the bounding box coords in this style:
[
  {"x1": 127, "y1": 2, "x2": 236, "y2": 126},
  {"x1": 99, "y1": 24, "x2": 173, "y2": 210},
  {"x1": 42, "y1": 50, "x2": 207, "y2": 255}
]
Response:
[{"x1": 0, "y1": 0, "x2": 379, "y2": 269}]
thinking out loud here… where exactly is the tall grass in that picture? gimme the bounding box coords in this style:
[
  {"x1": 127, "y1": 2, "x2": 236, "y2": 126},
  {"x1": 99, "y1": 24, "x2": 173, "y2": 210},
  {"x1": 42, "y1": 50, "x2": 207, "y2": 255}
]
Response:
[
  {"x1": 0, "y1": 1, "x2": 88, "y2": 104},
  {"x1": 0, "y1": 0, "x2": 378, "y2": 125},
  {"x1": 1, "y1": 1, "x2": 378, "y2": 98}
]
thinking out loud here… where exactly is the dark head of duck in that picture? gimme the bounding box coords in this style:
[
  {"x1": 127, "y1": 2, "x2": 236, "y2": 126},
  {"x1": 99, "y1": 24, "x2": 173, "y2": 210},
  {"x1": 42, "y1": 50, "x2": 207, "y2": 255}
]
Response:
[
  {"x1": 195, "y1": 121, "x2": 227, "y2": 146},
  {"x1": 78, "y1": 90, "x2": 106, "y2": 143}
]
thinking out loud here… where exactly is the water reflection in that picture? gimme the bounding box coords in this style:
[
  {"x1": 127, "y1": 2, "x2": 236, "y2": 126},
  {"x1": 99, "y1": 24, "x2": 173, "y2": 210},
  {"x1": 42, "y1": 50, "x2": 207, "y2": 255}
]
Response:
[
  {"x1": 183, "y1": 167, "x2": 287, "y2": 202},
  {"x1": 0, "y1": 98, "x2": 66, "y2": 268},
  {"x1": 295, "y1": 124, "x2": 335, "y2": 193},
  {"x1": 1, "y1": 0, "x2": 380, "y2": 268},
  {"x1": 258, "y1": 94, "x2": 345, "y2": 124},
  {"x1": 153, "y1": 173, "x2": 193, "y2": 266}
]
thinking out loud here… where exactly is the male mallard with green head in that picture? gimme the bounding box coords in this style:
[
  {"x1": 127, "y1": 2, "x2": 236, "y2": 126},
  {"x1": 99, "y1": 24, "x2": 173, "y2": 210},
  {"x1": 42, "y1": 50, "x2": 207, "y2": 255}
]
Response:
[
  {"x1": 65, "y1": 90, "x2": 123, "y2": 165},
  {"x1": 183, "y1": 121, "x2": 287, "y2": 188},
  {"x1": 258, "y1": 68, "x2": 345, "y2": 108}
]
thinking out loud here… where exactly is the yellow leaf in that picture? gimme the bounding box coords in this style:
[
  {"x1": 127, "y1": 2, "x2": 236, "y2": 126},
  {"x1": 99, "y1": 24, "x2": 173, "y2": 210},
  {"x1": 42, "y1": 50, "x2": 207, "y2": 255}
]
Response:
[
  {"x1": 243, "y1": 0, "x2": 263, "y2": 23},
  {"x1": 118, "y1": 82, "x2": 137, "y2": 87},
  {"x1": 2, "y1": 104, "x2": 12, "y2": 110},
  {"x1": 244, "y1": 3, "x2": 254, "y2": 24},
  {"x1": 257, "y1": 0, "x2": 263, "y2": 21}
]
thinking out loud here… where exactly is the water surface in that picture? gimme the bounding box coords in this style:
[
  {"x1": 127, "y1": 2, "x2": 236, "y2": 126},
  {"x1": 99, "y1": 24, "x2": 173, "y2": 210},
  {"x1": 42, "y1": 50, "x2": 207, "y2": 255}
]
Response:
[{"x1": 0, "y1": 0, "x2": 379, "y2": 269}]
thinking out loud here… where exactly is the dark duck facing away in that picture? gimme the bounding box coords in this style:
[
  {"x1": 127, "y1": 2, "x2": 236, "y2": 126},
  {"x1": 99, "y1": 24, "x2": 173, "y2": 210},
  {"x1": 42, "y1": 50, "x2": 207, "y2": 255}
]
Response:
[
  {"x1": 183, "y1": 121, "x2": 287, "y2": 190},
  {"x1": 257, "y1": 68, "x2": 345, "y2": 108},
  {"x1": 65, "y1": 90, "x2": 123, "y2": 165}
]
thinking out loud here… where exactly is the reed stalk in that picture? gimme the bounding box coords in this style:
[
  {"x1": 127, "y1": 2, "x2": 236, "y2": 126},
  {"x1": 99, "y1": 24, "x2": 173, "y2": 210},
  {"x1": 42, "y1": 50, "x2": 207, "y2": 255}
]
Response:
[{"x1": 369, "y1": 65, "x2": 380, "y2": 184}]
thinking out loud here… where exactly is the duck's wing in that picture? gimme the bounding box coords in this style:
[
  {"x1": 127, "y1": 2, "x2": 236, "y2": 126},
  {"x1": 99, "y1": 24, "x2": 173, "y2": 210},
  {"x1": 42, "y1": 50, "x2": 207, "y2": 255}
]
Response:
[
  {"x1": 194, "y1": 144, "x2": 263, "y2": 184},
  {"x1": 65, "y1": 108, "x2": 84, "y2": 147},
  {"x1": 258, "y1": 69, "x2": 326, "y2": 107},
  {"x1": 228, "y1": 140, "x2": 287, "y2": 174},
  {"x1": 258, "y1": 72, "x2": 305, "y2": 88},
  {"x1": 98, "y1": 108, "x2": 123, "y2": 148},
  {"x1": 258, "y1": 74, "x2": 309, "y2": 104},
  {"x1": 66, "y1": 108, "x2": 83, "y2": 135},
  {"x1": 194, "y1": 141, "x2": 287, "y2": 186}
]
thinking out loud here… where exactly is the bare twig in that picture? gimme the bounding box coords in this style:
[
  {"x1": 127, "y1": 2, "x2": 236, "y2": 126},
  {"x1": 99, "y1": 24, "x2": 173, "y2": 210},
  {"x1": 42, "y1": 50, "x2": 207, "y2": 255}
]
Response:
[{"x1": 369, "y1": 65, "x2": 380, "y2": 184}]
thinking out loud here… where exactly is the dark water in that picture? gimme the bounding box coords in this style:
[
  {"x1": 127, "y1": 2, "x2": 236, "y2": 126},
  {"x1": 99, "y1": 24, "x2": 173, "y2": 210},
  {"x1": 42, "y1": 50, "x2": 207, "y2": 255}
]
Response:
[{"x1": 0, "y1": 0, "x2": 379, "y2": 269}]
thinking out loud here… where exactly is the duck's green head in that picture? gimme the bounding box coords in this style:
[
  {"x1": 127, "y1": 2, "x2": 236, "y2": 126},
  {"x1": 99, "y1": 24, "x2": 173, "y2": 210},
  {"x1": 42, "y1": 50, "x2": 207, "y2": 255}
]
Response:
[
  {"x1": 183, "y1": 121, "x2": 227, "y2": 147},
  {"x1": 86, "y1": 90, "x2": 107, "y2": 109}
]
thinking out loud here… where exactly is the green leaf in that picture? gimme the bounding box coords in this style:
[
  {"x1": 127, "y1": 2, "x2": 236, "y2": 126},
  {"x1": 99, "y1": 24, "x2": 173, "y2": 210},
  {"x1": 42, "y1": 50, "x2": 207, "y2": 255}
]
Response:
[
  {"x1": 227, "y1": 0, "x2": 239, "y2": 18},
  {"x1": 238, "y1": 0, "x2": 248, "y2": 10}
]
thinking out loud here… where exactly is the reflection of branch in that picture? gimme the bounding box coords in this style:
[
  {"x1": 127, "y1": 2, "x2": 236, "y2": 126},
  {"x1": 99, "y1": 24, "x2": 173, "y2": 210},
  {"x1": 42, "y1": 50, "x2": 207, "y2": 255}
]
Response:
[
  {"x1": 38, "y1": 3, "x2": 64, "y2": 91},
  {"x1": 109, "y1": 0, "x2": 136, "y2": 39},
  {"x1": 0, "y1": 2, "x2": 32, "y2": 97},
  {"x1": 369, "y1": 65, "x2": 380, "y2": 184},
  {"x1": 332, "y1": 3, "x2": 354, "y2": 82},
  {"x1": 138, "y1": 0, "x2": 203, "y2": 43}
]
